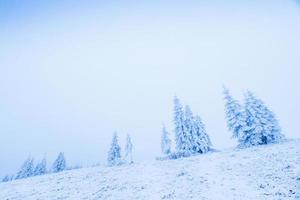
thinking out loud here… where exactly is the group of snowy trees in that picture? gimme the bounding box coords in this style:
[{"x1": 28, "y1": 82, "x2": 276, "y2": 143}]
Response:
[
  {"x1": 161, "y1": 90, "x2": 284, "y2": 159},
  {"x1": 107, "y1": 133, "x2": 133, "y2": 166},
  {"x1": 161, "y1": 96, "x2": 212, "y2": 158},
  {"x1": 3, "y1": 133, "x2": 134, "y2": 182},
  {"x1": 2, "y1": 152, "x2": 66, "y2": 182},
  {"x1": 223, "y1": 87, "x2": 284, "y2": 147},
  {"x1": 2, "y1": 89, "x2": 285, "y2": 180}
]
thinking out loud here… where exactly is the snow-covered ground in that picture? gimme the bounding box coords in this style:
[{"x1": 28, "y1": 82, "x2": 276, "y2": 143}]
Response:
[{"x1": 1, "y1": 139, "x2": 299, "y2": 200}]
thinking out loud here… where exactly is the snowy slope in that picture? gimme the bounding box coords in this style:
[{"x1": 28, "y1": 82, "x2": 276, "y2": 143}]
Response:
[{"x1": 1, "y1": 139, "x2": 299, "y2": 200}]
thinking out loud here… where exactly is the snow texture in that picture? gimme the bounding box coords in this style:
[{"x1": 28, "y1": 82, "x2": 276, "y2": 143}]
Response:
[{"x1": 1, "y1": 139, "x2": 299, "y2": 200}]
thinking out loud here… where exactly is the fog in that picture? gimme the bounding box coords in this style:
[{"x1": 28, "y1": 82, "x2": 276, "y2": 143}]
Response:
[{"x1": 0, "y1": 0, "x2": 300, "y2": 177}]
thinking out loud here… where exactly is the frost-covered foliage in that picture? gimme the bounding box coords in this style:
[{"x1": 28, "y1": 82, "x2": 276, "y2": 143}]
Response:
[
  {"x1": 2, "y1": 175, "x2": 11, "y2": 182},
  {"x1": 107, "y1": 132, "x2": 122, "y2": 166},
  {"x1": 15, "y1": 157, "x2": 34, "y2": 179},
  {"x1": 161, "y1": 124, "x2": 171, "y2": 155},
  {"x1": 173, "y1": 96, "x2": 191, "y2": 156},
  {"x1": 193, "y1": 115, "x2": 211, "y2": 153},
  {"x1": 34, "y1": 157, "x2": 47, "y2": 176},
  {"x1": 185, "y1": 106, "x2": 211, "y2": 154},
  {"x1": 125, "y1": 134, "x2": 133, "y2": 164},
  {"x1": 173, "y1": 96, "x2": 212, "y2": 158},
  {"x1": 183, "y1": 105, "x2": 196, "y2": 155},
  {"x1": 223, "y1": 87, "x2": 247, "y2": 143},
  {"x1": 223, "y1": 88, "x2": 284, "y2": 148},
  {"x1": 242, "y1": 91, "x2": 284, "y2": 147},
  {"x1": 52, "y1": 152, "x2": 66, "y2": 173}
]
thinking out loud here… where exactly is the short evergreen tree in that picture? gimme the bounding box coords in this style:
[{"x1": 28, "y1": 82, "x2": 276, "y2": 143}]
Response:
[
  {"x1": 34, "y1": 157, "x2": 47, "y2": 176},
  {"x1": 125, "y1": 134, "x2": 133, "y2": 164},
  {"x1": 161, "y1": 124, "x2": 171, "y2": 155},
  {"x1": 193, "y1": 115, "x2": 212, "y2": 153},
  {"x1": 15, "y1": 157, "x2": 34, "y2": 179},
  {"x1": 242, "y1": 91, "x2": 284, "y2": 147},
  {"x1": 185, "y1": 105, "x2": 212, "y2": 154},
  {"x1": 107, "y1": 132, "x2": 122, "y2": 166},
  {"x1": 223, "y1": 87, "x2": 247, "y2": 144},
  {"x1": 2, "y1": 175, "x2": 10, "y2": 182},
  {"x1": 52, "y1": 152, "x2": 66, "y2": 173}
]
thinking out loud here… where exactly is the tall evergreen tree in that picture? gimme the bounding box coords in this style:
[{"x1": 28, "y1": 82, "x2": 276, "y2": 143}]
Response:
[
  {"x1": 125, "y1": 134, "x2": 133, "y2": 164},
  {"x1": 107, "y1": 132, "x2": 122, "y2": 166},
  {"x1": 15, "y1": 157, "x2": 34, "y2": 179},
  {"x1": 184, "y1": 105, "x2": 197, "y2": 154},
  {"x1": 173, "y1": 96, "x2": 190, "y2": 155},
  {"x1": 52, "y1": 152, "x2": 66, "y2": 173},
  {"x1": 243, "y1": 91, "x2": 284, "y2": 146},
  {"x1": 161, "y1": 124, "x2": 171, "y2": 155},
  {"x1": 34, "y1": 157, "x2": 47, "y2": 176},
  {"x1": 223, "y1": 87, "x2": 247, "y2": 144}
]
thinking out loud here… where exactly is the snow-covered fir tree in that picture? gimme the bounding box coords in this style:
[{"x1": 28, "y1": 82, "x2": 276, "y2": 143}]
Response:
[
  {"x1": 125, "y1": 134, "x2": 133, "y2": 164},
  {"x1": 107, "y1": 132, "x2": 122, "y2": 166},
  {"x1": 242, "y1": 91, "x2": 284, "y2": 147},
  {"x1": 173, "y1": 96, "x2": 190, "y2": 156},
  {"x1": 193, "y1": 115, "x2": 212, "y2": 153},
  {"x1": 15, "y1": 157, "x2": 34, "y2": 179},
  {"x1": 184, "y1": 105, "x2": 197, "y2": 154},
  {"x1": 52, "y1": 152, "x2": 66, "y2": 173},
  {"x1": 161, "y1": 124, "x2": 171, "y2": 155},
  {"x1": 172, "y1": 97, "x2": 212, "y2": 158},
  {"x1": 34, "y1": 157, "x2": 47, "y2": 176},
  {"x1": 2, "y1": 175, "x2": 10, "y2": 182},
  {"x1": 185, "y1": 105, "x2": 212, "y2": 154},
  {"x1": 223, "y1": 87, "x2": 247, "y2": 143}
]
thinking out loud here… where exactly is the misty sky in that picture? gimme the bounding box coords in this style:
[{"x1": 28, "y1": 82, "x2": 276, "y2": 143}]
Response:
[{"x1": 0, "y1": 0, "x2": 300, "y2": 177}]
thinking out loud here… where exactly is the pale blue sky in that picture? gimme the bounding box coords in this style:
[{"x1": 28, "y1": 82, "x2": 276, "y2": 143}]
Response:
[{"x1": 0, "y1": 0, "x2": 300, "y2": 177}]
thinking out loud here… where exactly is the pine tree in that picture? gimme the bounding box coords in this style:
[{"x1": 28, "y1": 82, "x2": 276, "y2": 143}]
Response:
[
  {"x1": 34, "y1": 157, "x2": 47, "y2": 176},
  {"x1": 52, "y1": 152, "x2": 66, "y2": 173},
  {"x1": 173, "y1": 96, "x2": 190, "y2": 156},
  {"x1": 193, "y1": 115, "x2": 212, "y2": 153},
  {"x1": 15, "y1": 157, "x2": 34, "y2": 179},
  {"x1": 184, "y1": 105, "x2": 197, "y2": 154},
  {"x1": 223, "y1": 87, "x2": 247, "y2": 143},
  {"x1": 125, "y1": 134, "x2": 133, "y2": 164},
  {"x1": 161, "y1": 124, "x2": 171, "y2": 155},
  {"x1": 243, "y1": 91, "x2": 284, "y2": 147},
  {"x1": 2, "y1": 175, "x2": 10, "y2": 182},
  {"x1": 184, "y1": 105, "x2": 212, "y2": 154},
  {"x1": 107, "y1": 132, "x2": 122, "y2": 166}
]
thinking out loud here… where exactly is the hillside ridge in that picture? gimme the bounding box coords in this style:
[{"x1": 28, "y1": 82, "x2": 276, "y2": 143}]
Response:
[{"x1": 1, "y1": 139, "x2": 299, "y2": 200}]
